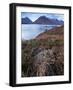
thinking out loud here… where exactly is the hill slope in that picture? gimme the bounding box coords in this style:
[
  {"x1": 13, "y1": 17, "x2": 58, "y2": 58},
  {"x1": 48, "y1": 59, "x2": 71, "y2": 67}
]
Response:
[{"x1": 36, "y1": 25, "x2": 64, "y2": 40}]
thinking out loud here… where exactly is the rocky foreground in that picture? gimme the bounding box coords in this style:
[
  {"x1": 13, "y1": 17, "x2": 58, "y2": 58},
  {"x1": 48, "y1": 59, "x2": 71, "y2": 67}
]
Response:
[{"x1": 22, "y1": 25, "x2": 64, "y2": 77}]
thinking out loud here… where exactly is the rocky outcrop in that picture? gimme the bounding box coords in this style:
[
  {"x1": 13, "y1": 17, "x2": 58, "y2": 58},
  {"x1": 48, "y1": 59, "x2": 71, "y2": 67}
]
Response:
[
  {"x1": 22, "y1": 25, "x2": 64, "y2": 77},
  {"x1": 23, "y1": 46, "x2": 64, "y2": 77},
  {"x1": 32, "y1": 49, "x2": 55, "y2": 76}
]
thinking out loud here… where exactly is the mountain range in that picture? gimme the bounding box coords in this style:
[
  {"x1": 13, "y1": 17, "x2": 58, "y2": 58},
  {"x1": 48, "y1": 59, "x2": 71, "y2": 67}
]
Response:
[{"x1": 22, "y1": 16, "x2": 64, "y2": 25}]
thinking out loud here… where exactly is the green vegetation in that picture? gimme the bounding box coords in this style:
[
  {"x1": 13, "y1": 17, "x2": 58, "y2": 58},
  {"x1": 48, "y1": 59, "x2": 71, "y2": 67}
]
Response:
[{"x1": 22, "y1": 39, "x2": 63, "y2": 48}]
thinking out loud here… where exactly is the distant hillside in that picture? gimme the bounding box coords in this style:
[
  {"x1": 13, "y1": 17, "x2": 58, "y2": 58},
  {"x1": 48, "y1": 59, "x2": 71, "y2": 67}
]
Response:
[
  {"x1": 33, "y1": 16, "x2": 64, "y2": 25},
  {"x1": 22, "y1": 17, "x2": 32, "y2": 24},
  {"x1": 36, "y1": 25, "x2": 64, "y2": 40}
]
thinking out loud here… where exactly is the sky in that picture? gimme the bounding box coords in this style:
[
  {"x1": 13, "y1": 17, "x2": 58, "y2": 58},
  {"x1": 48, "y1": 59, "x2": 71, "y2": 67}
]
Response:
[{"x1": 21, "y1": 12, "x2": 64, "y2": 22}]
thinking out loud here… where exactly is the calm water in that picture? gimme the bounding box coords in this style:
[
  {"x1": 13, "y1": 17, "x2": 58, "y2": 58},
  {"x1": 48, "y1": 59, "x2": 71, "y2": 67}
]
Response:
[{"x1": 22, "y1": 24, "x2": 60, "y2": 40}]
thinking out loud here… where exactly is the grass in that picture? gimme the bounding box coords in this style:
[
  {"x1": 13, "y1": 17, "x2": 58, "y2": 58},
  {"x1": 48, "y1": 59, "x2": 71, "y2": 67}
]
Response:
[{"x1": 22, "y1": 39, "x2": 63, "y2": 48}]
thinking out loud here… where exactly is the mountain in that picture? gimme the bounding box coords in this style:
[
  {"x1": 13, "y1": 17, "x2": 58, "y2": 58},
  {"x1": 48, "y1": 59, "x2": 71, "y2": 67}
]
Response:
[
  {"x1": 36, "y1": 25, "x2": 64, "y2": 40},
  {"x1": 22, "y1": 17, "x2": 32, "y2": 24},
  {"x1": 33, "y1": 16, "x2": 64, "y2": 25},
  {"x1": 21, "y1": 16, "x2": 64, "y2": 25}
]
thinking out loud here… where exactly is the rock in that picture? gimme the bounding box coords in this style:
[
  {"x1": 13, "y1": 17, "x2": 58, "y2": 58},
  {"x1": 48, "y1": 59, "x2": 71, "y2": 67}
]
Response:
[
  {"x1": 31, "y1": 49, "x2": 55, "y2": 76},
  {"x1": 22, "y1": 46, "x2": 64, "y2": 77}
]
